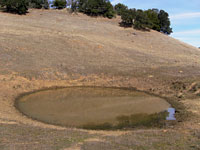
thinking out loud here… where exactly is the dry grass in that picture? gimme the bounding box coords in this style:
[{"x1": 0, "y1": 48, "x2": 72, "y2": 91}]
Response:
[{"x1": 0, "y1": 9, "x2": 200, "y2": 150}]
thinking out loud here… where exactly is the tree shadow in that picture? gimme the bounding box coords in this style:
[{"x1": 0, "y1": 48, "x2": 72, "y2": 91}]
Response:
[
  {"x1": 119, "y1": 21, "x2": 150, "y2": 32},
  {"x1": 119, "y1": 22, "x2": 133, "y2": 28},
  {"x1": 133, "y1": 27, "x2": 150, "y2": 32}
]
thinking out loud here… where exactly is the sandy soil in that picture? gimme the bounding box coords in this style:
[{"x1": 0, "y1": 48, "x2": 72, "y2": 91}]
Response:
[{"x1": 0, "y1": 9, "x2": 200, "y2": 149}]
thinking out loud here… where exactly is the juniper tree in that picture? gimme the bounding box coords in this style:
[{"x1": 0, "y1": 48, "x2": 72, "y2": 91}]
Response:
[
  {"x1": 114, "y1": 3, "x2": 128, "y2": 16},
  {"x1": 0, "y1": 0, "x2": 29, "y2": 14},
  {"x1": 158, "y1": 10, "x2": 172, "y2": 34},
  {"x1": 144, "y1": 9, "x2": 160, "y2": 31},
  {"x1": 52, "y1": 0, "x2": 66, "y2": 9},
  {"x1": 120, "y1": 8, "x2": 136, "y2": 27},
  {"x1": 30, "y1": 0, "x2": 49, "y2": 9},
  {"x1": 134, "y1": 9, "x2": 151, "y2": 30},
  {"x1": 77, "y1": 0, "x2": 115, "y2": 18}
]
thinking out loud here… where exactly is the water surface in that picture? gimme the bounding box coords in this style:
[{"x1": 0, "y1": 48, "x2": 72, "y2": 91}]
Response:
[
  {"x1": 166, "y1": 108, "x2": 176, "y2": 120},
  {"x1": 16, "y1": 87, "x2": 171, "y2": 128}
]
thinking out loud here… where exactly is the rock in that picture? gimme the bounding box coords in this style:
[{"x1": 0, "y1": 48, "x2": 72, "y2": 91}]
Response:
[
  {"x1": 148, "y1": 75, "x2": 154, "y2": 78},
  {"x1": 163, "y1": 130, "x2": 167, "y2": 133}
]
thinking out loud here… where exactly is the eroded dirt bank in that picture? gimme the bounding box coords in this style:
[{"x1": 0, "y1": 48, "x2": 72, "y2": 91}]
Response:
[{"x1": 0, "y1": 9, "x2": 200, "y2": 149}]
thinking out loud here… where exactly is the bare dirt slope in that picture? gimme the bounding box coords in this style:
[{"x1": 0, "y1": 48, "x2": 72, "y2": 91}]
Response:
[{"x1": 0, "y1": 9, "x2": 200, "y2": 150}]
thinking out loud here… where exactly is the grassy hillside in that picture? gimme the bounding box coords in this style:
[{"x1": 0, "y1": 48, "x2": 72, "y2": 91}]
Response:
[
  {"x1": 0, "y1": 9, "x2": 200, "y2": 77},
  {"x1": 0, "y1": 9, "x2": 200, "y2": 150}
]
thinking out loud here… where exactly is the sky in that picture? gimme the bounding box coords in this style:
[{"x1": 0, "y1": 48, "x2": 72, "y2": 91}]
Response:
[{"x1": 111, "y1": 0, "x2": 200, "y2": 48}]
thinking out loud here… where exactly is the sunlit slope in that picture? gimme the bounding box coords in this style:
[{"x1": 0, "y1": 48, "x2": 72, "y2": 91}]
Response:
[{"x1": 0, "y1": 9, "x2": 200, "y2": 78}]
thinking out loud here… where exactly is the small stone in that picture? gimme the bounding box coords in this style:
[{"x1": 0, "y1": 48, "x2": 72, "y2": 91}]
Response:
[
  {"x1": 163, "y1": 130, "x2": 167, "y2": 133},
  {"x1": 148, "y1": 75, "x2": 154, "y2": 78}
]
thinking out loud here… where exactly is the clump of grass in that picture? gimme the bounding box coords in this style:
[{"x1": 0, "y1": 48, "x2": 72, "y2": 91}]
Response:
[
  {"x1": 116, "y1": 111, "x2": 168, "y2": 129},
  {"x1": 171, "y1": 81, "x2": 186, "y2": 91},
  {"x1": 81, "y1": 111, "x2": 169, "y2": 130},
  {"x1": 81, "y1": 122, "x2": 113, "y2": 130}
]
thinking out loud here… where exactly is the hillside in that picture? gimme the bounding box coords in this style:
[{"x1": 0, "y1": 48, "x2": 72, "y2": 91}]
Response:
[{"x1": 0, "y1": 9, "x2": 200, "y2": 150}]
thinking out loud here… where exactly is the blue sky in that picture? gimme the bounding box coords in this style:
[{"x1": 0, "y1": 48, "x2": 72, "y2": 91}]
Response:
[{"x1": 111, "y1": 0, "x2": 200, "y2": 48}]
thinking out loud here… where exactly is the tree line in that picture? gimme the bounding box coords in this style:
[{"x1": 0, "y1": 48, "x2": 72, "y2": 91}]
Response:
[
  {"x1": 115, "y1": 3, "x2": 172, "y2": 34},
  {"x1": 0, "y1": 0, "x2": 172, "y2": 34}
]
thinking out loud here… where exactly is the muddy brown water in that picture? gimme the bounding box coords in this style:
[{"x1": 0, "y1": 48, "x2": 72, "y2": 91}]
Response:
[{"x1": 15, "y1": 87, "x2": 171, "y2": 128}]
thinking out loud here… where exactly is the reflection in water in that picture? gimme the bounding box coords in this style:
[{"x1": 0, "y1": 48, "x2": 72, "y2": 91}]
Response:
[
  {"x1": 16, "y1": 87, "x2": 171, "y2": 128},
  {"x1": 166, "y1": 108, "x2": 176, "y2": 120}
]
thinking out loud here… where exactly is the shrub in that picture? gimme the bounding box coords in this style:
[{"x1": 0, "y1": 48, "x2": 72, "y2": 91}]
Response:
[
  {"x1": 133, "y1": 9, "x2": 151, "y2": 30},
  {"x1": 102, "y1": 1, "x2": 115, "y2": 19},
  {"x1": 30, "y1": 0, "x2": 49, "y2": 9},
  {"x1": 120, "y1": 7, "x2": 173, "y2": 34},
  {"x1": 158, "y1": 10, "x2": 172, "y2": 34},
  {"x1": 114, "y1": 3, "x2": 128, "y2": 16},
  {"x1": 0, "y1": 0, "x2": 29, "y2": 14},
  {"x1": 144, "y1": 9, "x2": 160, "y2": 31},
  {"x1": 52, "y1": 0, "x2": 66, "y2": 9},
  {"x1": 77, "y1": 0, "x2": 115, "y2": 19},
  {"x1": 70, "y1": 0, "x2": 78, "y2": 12},
  {"x1": 81, "y1": 122, "x2": 113, "y2": 130},
  {"x1": 116, "y1": 112, "x2": 168, "y2": 129},
  {"x1": 120, "y1": 8, "x2": 136, "y2": 27}
]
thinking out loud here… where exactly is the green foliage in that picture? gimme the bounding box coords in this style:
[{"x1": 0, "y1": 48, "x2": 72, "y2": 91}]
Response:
[
  {"x1": 81, "y1": 122, "x2": 113, "y2": 130},
  {"x1": 77, "y1": 0, "x2": 115, "y2": 19},
  {"x1": 81, "y1": 112, "x2": 168, "y2": 130},
  {"x1": 134, "y1": 9, "x2": 151, "y2": 30},
  {"x1": 71, "y1": 0, "x2": 78, "y2": 12},
  {"x1": 52, "y1": 0, "x2": 66, "y2": 9},
  {"x1": 102, "y1": 1, "x2": 115, "y2": 19},
  {"x1": 120, "y1": 7, "x2": 173, "y2": 34},
  {"x1": 114, "y1": 3, "x2": 127, "y2": 16},
  {"x1": 120, "y1": 8, "x2": 136, "y2": 27},
  {"x1": 30, "y1": 0, "x2": 49, "y2": 9},
  {"x1": 66, "y1": 0, "x2": 78, "y2": 12},
  {"x1": 144, "y1": 9, "x2": 160, "y2": 31},
  {"x1": 158, "y1": 10, "x2": 173, "y2": 34},
  {"x1": 116, "y1": 112, "x2": 168, "y2": 129},
  {"x1": 0, "y1": 0, "x2": 29, "y2": 14},
  {"x1": 43, "y1": 0, "x2": 49, "y2": 9}
]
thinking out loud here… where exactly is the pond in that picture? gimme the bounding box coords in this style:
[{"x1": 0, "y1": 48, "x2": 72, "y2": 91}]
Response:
[{"x1": 15, "y1": 87, "x2": 173, "y2": 129}]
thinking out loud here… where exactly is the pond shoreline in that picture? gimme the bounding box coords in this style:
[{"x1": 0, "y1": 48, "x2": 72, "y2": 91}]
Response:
[{"x1": 14, "y1": 86, "x2": 186, "y2": 130}]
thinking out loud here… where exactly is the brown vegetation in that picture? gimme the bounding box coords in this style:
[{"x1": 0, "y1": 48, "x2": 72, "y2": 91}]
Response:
[{"x1": 0, "y1": 9, "x2": 200, "y2": 149}]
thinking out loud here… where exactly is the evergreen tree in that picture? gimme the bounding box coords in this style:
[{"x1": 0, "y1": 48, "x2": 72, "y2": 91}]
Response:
[
  {"x1": 134, "y1": 9, "x2": 151, "y2": 30},
  {"x1": 158, "y1": 10, "x2": 172, "y2": 34},
  {"x1": 71, "y1": 0, "x2": 78, "y2": 12},
  {"x1": 114, "y1": 3, "x2": 128, "y2": 16},
  {"x1": 77, "y1": 0, "x2": 115, "y2": 18},
  {"x1": 0, "y1": 0, "x2": 29, "y2": 14},
  {"x1": 77, "y1": 0, "x2": 87, "y2": 12},
  {"x1": 120, "y1": 8, "x2": 136, "y2": 27},
  {"x1": 120, "y1": 7, "x2": 173, "y2": 34},
  {"x1": 102, "y1": 1, "x2": 115, "y2": 19},
  {"x1": 52, "y1": 0, "x2": 66, "y2": 9},
  {"x1": 30, "y1": 0, "x2": 49, "y2": 9},
  {"x1": 144, "y1": 9, "x2": 160, "y2": 31},
  {"x1": 66, "y1": 0, "x2": 78, "y2": 12}
]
